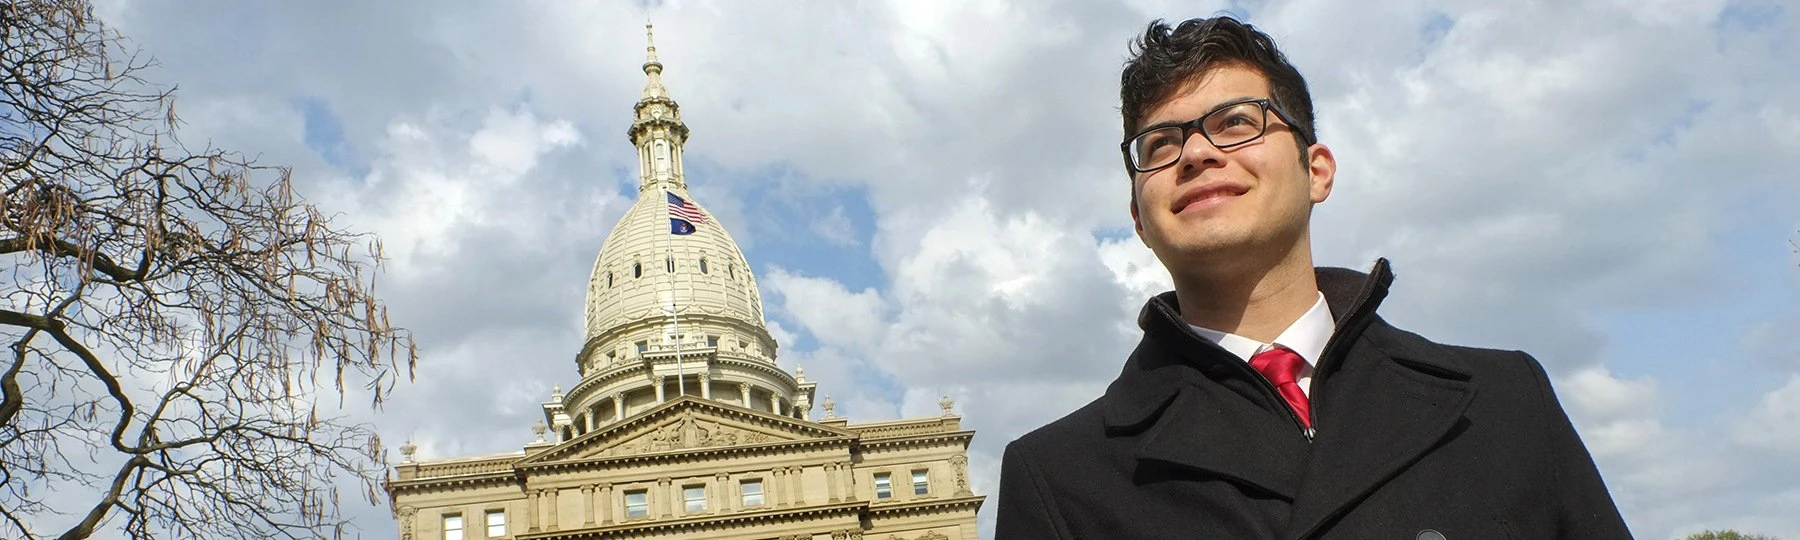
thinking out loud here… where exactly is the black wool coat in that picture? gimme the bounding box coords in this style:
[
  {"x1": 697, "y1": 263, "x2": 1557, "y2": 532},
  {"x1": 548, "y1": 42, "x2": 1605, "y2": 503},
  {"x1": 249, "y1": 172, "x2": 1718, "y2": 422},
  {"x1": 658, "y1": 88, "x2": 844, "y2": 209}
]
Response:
[{"x1": 995, "y1": 261, "x2": 1632, "y2": 540}]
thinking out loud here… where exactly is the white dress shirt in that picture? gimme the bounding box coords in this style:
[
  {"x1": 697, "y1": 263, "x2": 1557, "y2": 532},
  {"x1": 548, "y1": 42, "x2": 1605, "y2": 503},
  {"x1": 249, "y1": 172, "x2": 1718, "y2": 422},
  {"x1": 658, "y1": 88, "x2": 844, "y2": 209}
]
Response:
[{"x1": 1188, "y1": 292, "x2": 1335, "y2": 396}]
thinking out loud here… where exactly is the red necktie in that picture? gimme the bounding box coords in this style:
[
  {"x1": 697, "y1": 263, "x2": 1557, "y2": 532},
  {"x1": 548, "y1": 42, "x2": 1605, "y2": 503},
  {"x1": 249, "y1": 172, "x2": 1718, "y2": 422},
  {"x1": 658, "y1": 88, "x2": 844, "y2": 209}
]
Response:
[{"x1": 1249, "y1": 346, "x2": 1312, "y2": 430}]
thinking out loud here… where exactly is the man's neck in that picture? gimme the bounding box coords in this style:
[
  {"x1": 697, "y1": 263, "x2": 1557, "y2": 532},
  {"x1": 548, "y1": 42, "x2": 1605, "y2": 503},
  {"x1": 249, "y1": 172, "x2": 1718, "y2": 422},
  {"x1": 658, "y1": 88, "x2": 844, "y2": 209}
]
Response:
[{"x1": 1171, "y1": 243, "x2": 1320, "y2": 344}]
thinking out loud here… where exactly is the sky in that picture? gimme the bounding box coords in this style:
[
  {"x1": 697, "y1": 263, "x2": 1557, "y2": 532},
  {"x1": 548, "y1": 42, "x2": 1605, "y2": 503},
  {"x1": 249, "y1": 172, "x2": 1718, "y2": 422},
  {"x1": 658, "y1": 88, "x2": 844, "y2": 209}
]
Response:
[{"x1": 63, "y1": 0, "x2": 1800, "y2": 538}]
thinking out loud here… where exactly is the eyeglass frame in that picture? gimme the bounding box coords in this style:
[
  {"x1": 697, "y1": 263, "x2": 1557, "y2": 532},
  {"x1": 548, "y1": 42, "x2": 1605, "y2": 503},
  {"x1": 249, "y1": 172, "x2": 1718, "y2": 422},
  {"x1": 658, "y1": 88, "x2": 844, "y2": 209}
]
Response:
[{"x1": 1119, "y1": 97, "x2": 1317, "y2": 174}]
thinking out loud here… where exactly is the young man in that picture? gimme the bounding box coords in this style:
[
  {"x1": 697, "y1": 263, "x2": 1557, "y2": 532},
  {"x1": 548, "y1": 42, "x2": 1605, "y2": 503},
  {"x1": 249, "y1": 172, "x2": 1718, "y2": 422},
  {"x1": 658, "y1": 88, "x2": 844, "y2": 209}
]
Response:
[{"x1": 995, "y1": 17, "x2": 1632, "y2": 539}]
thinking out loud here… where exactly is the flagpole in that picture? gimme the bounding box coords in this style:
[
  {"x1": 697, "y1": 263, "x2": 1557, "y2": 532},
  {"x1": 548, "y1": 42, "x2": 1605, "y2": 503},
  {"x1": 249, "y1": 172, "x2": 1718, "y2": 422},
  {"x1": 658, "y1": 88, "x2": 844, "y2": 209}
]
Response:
[{"x1": 666, "y1": 189, "x2": 686, "y2": 398}]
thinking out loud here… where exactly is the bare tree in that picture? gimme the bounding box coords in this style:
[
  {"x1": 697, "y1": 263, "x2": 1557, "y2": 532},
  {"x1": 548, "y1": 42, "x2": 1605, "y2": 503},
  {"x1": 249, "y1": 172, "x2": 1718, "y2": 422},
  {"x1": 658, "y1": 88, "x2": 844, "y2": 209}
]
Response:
[{"x1": 0, "y1": 1, "x2": 415, "y2": 538}]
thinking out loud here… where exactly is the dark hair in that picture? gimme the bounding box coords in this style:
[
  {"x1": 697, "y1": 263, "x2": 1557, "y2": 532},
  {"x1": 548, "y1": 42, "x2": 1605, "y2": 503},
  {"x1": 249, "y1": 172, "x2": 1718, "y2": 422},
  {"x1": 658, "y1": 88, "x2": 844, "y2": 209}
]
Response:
[{"x1": 1120, "y1": 17, "x2": 1316, "y2": 155}]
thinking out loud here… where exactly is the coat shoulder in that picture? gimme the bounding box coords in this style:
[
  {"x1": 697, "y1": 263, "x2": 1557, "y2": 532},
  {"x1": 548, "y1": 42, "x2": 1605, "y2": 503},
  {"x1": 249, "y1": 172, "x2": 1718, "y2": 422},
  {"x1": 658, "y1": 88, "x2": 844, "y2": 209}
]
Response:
[
  {"x1": 1007, "y1": 397, "x2": 1108, "y2": 457},
  {"x1": 1364, "y1": 319, "x2": 1547, "y2": 384}
]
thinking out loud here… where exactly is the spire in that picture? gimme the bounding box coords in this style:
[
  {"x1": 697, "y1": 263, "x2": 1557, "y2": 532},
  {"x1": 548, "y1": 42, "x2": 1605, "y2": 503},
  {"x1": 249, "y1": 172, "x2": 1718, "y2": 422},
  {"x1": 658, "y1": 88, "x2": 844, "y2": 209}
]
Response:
[
  {"x1": 628, "y1": 21, "x2": 690, "y2": 191},
  {"x1": 641, "y1": 23, "x2": 668, "y2": 100}
]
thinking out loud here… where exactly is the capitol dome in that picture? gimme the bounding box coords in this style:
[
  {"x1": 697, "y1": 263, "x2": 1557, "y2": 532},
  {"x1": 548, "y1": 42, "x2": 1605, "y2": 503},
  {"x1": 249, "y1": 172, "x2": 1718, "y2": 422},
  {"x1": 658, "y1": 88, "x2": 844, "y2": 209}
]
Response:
[{"x1": 542, "y1": 27, "x2": 812, "y2": 441}]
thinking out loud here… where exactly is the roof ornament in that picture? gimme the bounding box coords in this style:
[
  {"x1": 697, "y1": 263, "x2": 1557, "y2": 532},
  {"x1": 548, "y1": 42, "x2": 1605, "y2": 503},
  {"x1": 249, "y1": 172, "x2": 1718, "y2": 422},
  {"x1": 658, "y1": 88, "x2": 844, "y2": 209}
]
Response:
[
  {"x1": 822, "y1": 395, "x2": 838, "y2": 419},
  {"x1": 399, "y1": 439, "x2": 417, "y2": 463},
  {"x1": 531, "y1": 419, "x2": 548, "y2": 443},
  {"x1": 640, "y1": 22, "x2": 668, "y2": 100},
  {"x1": 939, "y1": 395, "x2": 956, "y2": 416}
]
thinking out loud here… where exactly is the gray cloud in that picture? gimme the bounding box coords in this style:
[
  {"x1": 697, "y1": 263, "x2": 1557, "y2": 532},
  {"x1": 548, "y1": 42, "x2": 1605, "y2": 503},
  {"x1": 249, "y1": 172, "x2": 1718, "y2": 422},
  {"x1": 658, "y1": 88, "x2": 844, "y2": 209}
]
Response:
[{"x1": 71, "y1": 0, "x2": 1800, "y2": 538}]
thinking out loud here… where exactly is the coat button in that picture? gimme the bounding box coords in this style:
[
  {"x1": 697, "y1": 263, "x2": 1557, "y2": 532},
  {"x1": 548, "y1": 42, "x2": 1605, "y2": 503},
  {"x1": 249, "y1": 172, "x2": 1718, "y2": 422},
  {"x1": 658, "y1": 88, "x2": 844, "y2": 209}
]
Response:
[{"x1": 1416, "y1": 530, "x2": 1446, "y2": 540}]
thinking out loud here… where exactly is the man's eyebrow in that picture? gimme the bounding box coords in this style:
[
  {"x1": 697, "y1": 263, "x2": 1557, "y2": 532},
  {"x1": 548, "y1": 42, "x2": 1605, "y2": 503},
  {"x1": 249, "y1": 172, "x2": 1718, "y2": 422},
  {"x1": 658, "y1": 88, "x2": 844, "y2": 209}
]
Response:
[{"x1": 1137, "y1": 96, "x2": 1261, "y2": 132}]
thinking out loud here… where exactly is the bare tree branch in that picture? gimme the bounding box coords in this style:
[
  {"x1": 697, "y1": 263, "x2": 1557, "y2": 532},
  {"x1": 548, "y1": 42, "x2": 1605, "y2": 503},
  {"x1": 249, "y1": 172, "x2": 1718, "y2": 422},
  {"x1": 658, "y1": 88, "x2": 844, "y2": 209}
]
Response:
[{"x1": 0, "y1": 1, "x2": 416, "y2": 538}]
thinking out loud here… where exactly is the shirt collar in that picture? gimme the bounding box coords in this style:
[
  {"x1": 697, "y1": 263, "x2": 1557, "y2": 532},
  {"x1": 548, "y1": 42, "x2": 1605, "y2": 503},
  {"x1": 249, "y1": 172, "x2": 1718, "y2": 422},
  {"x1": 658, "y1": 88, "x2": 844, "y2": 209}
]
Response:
[{"x1": 1189, "y1": 292, "x2": 1335, "y2": 366}]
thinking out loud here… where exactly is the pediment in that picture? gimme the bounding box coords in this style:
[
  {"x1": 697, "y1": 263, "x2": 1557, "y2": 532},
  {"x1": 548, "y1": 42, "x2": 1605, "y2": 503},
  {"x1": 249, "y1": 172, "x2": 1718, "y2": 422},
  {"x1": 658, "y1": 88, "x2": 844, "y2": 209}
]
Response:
[{"x1": 522, "y1": 396, "x2": 853, "y2": 465}]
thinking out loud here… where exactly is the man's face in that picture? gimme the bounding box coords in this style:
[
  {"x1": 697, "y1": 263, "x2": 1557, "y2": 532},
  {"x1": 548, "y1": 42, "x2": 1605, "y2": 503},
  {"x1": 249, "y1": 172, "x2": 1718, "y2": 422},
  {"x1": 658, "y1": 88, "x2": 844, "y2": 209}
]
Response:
[{"x1": 1129, "y1": 64, "x2": 1334, "y2": 273}]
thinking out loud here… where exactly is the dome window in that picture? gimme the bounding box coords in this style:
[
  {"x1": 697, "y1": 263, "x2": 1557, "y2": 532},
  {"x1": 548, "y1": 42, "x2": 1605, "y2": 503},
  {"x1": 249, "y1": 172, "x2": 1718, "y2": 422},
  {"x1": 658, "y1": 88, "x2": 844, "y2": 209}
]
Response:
[
  {"x1": 634, "y1": 262, "x2": 643, "y2": 278},
  {"x1": 699, "y1": 257, "x2": 708, "y2": 274},
  {"x1": 666, "y1": 257, "x2": 675, "y2": 273},
  {"x1": 607, "y1": 272, "x2": 614, "y2": 288}
]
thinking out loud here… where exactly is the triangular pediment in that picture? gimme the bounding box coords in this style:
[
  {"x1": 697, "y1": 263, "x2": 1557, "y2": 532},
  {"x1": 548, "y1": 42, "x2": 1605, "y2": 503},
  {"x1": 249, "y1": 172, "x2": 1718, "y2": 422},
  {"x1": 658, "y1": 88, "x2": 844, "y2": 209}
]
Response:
[{"x1": 522, "y1": 396, "x2": 854, "y2": 465}]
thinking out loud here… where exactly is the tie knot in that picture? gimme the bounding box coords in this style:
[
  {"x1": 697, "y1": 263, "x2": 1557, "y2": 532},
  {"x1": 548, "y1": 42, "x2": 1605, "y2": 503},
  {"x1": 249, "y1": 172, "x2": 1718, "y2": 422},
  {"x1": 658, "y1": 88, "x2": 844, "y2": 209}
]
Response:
[{"x1": 1250, "y1": 346, "x2": 1304, "y2": 386}]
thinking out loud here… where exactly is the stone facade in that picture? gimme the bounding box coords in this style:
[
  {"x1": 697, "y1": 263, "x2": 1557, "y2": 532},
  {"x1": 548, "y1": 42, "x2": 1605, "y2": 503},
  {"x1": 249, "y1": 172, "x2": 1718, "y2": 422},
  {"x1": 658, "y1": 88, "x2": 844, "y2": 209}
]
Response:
[{"x1": 384, "y1": 25, "x2": 984, "y2": 540}]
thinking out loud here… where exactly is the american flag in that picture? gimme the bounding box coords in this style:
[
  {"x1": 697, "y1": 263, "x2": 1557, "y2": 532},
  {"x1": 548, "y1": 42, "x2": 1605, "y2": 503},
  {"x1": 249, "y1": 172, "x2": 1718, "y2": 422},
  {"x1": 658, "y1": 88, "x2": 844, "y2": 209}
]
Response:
[{"x1": 666, "y1": 192, "x2": 708, "y2": 225}]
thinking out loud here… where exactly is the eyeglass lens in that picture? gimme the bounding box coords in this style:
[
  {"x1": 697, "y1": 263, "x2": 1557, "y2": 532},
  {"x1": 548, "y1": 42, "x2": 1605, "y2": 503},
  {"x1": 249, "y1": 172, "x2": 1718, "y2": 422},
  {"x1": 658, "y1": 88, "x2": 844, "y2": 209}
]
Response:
[{"x1": 1129, "y1": 102, "x2": 1269, "y2": 171}]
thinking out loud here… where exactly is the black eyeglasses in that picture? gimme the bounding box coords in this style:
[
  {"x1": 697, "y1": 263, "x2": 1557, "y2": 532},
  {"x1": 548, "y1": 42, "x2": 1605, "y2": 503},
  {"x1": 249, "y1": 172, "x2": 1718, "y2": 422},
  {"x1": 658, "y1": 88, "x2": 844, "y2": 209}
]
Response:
[{"x1": 1120, "y1": 98, "x2": 1314, "y2": 173}]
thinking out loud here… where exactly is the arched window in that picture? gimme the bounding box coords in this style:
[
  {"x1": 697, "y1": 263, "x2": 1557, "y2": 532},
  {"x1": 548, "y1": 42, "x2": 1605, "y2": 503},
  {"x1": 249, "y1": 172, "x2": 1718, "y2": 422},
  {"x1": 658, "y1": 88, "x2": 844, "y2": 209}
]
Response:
[
  {"x1": 607, "y1": 272, "x2": 614, "y2": 288},
  {"x1": 633, "y1": 262, "x2": 642, "y2": 278},
  {"x1": 666, "y1": 257, "x2": 675, "y2": 273},
  {"x1": 699, "y1": 257, "x2": 708, "y2": 274},
  {"x1": 728, "y1": 264, "x2": 735, "y2": 280}
]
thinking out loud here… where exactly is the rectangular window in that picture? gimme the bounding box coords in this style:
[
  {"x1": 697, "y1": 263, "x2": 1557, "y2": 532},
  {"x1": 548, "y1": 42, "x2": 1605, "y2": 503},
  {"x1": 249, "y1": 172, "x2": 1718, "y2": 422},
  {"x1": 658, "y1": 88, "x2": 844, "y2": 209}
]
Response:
[
  {"x1": 684, "y1": 485, "x2": 707, "y2": 513},
  {"x1": 625, "y1": 490, "x2": 649, "y2": 518},
  {"x1": 442, "y1": 514, "x2": 463, "y2": 540},
  {"x1": 635, "y1": 340, "x2": 648, "y2": 354},
  {"x1": 740, "y1": 479, "x2": 764, "y2": 507},
  {"x1": 874, "y1": 472, "x2": 892, "y2": 500},
  {"x1": 913, "y1": 469, "x2": 930, "y2": 496},
  {"x1": 484, "y1": 510, "x2": 505, "y2": 537},
  {"x1": 706, "y1": 335, "x2": 719, "y2": 348}
]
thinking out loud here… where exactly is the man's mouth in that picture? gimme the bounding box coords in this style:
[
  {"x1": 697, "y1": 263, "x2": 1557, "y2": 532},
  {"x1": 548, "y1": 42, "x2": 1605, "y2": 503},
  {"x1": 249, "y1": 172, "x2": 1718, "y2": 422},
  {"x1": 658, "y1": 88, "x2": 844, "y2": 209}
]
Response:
[{"x1": 1175, "y1": 183, "x2": 1250, "y2": 213}]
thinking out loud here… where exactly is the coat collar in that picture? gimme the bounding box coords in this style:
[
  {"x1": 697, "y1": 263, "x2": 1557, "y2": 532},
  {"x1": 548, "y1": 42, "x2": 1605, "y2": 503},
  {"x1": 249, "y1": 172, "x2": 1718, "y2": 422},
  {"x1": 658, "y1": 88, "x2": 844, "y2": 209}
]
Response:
[
  {"x1": 1101, "y1": 258, "x2": 1402, "y2": 431},
  {"x1": 1098, "y1": 259, "x2": 1479, "y2": 515}
]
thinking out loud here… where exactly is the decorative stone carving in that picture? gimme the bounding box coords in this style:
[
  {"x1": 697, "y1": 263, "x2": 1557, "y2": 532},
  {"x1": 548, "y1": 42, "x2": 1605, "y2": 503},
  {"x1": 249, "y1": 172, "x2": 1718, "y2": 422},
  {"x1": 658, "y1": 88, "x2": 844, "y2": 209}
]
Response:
[
  {"x1": 949, "y1": 454, "x2": 972, "y2": 496},
  {"x1": 396, "y1": 506, "x2": 416, "y2": 540},
  {"x1": 939, "y1": 395, "x2": 955, "y2": 416},
  {"x1": 612, "y1": 414, "x2": 779, "y2": 455}
]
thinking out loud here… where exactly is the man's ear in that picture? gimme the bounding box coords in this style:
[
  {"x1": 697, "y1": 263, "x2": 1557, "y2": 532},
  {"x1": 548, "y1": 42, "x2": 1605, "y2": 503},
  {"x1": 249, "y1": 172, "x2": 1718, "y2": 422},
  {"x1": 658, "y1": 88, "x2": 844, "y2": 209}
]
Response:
[
  {"x1": 1307, "y1": 143, "x2": 1336, "y2": 204},
  {"x1": 1130, "y1": 190, "x2": 1144, "y2": 236}
]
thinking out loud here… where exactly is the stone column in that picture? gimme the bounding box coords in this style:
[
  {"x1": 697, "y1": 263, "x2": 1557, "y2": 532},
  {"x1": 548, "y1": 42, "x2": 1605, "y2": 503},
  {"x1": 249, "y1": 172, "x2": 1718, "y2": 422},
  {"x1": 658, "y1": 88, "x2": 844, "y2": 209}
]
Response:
[
  {"x1": 599, "y1": 483, "x2": 614, "y2": 525},
  {"x1": 739, "y1": 383, "x2": 752, "y2": 407},
  {"x1": 699, "y1": 374, "x2": 712, "y2": 399},
  {"x1": 582, "y1": 485, "x2": 596, "y2": 526},
  {"x1": 526, "y1": 489, "x2": 541, "y2": 532},
  {"x1": 838, "y1": 461, "x2": 856, "y2": 501},
  {"x1": 583, "y1": 412, "x2": 594, "y2": 432},
  {"x1": 826, "y1": 463, "x2": 840, "y2": 502},
  {"x1": 709, "y1": 475, "x2": 723, "y2": 511},
  {"x1": 771, "y1": 467, "x2": 786, "y2": 507},
  {"x1": 544, "y1": 489, "x2": 559, "y2": 531},
  {"x1": 789, "y1": 466, "x2": 805, "y2": 505},
  {"x1": 770, "y1": 394, "x2": 782, "y2": 414},
  {"x1": 613, "y1": 393, "x2": 625, "y2": 421},
  {"x1": 658, "y1": 478, "x2": 673, "y2": 518},
  {"x1": 655, "y1": 376, "x2": 667, "y2": 403}
]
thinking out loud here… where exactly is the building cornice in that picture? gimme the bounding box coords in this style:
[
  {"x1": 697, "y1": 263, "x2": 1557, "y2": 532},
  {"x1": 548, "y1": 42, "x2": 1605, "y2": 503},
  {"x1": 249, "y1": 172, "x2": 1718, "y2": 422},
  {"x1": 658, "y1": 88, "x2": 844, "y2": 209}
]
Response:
[
  {"x1": 385, "y1": 471, "x2": 516, "y2": 495},
  {"x1": 866, "y1": 495, "x2": 987, "y2": 518},
  {"x1": 859, "y1": 430, "x2": 976, "y2": 451},
  {"x1": 515, "y1": 500, "x2": 868, "y2": 539},
  {"x1": 517, "y1": 436, "x2": 855, "y2": 476}
]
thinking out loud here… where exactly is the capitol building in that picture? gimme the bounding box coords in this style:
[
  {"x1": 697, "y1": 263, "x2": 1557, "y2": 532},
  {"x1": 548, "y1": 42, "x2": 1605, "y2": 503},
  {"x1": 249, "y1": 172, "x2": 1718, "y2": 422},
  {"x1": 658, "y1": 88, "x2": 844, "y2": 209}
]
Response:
[{"x1": 383, "y1": 27, "x2": 985, "y2": 540}]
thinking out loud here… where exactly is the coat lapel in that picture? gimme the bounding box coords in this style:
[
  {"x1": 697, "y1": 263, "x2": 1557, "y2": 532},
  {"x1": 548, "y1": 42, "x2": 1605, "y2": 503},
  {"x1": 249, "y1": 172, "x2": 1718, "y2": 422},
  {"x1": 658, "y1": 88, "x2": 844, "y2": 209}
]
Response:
[
  {"x1": 1134, "y1": 386, "x2": 1312, "y2": 500},
  {"x1": 1107, "y1": 293, "x2": 1317, "y2": 501},
  {"x1": 1285, "y1": 329, "x2": 1475, "y2": 539}
]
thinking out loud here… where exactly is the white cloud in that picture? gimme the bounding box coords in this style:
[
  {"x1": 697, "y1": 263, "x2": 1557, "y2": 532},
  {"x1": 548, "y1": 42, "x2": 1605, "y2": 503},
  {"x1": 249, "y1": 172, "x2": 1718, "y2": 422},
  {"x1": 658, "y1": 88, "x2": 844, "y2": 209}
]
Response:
[
  {"x1": 1734, "y1": 374, "x2": 1800, "y2": 453},
  {"x1": 69, "y1": 0, "x2": 1800, "y2": 538}
]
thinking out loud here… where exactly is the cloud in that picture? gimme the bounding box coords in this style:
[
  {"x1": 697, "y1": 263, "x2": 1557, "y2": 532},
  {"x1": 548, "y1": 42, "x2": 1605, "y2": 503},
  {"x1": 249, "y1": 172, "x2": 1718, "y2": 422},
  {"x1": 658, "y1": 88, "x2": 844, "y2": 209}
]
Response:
[{"x1": 73, "y1": 0, "x2": 1800, "y2": 538}]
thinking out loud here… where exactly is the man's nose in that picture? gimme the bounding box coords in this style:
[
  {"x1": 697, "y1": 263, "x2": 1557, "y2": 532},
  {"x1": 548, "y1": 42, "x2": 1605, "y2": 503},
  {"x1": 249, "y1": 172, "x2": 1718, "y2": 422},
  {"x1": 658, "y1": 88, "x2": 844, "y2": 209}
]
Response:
[{"x1": 1177, "y1": 128, "x2": 1226, "y2": 173}]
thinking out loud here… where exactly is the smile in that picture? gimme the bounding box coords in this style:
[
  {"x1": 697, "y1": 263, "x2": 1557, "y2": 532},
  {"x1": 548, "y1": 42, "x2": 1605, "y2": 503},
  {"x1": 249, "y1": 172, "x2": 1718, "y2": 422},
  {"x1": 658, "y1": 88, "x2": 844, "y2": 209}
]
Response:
[{"x1": 1174, "y1": 183, "x2": 1250, "y2": 213}]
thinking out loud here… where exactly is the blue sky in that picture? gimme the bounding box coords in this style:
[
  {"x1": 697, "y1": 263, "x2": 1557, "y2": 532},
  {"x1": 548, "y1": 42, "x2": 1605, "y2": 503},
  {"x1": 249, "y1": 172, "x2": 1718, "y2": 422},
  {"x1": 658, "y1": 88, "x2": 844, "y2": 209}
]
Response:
[{"x1": 50, "y1": 0, "x2": 1800, "y2": 538}]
